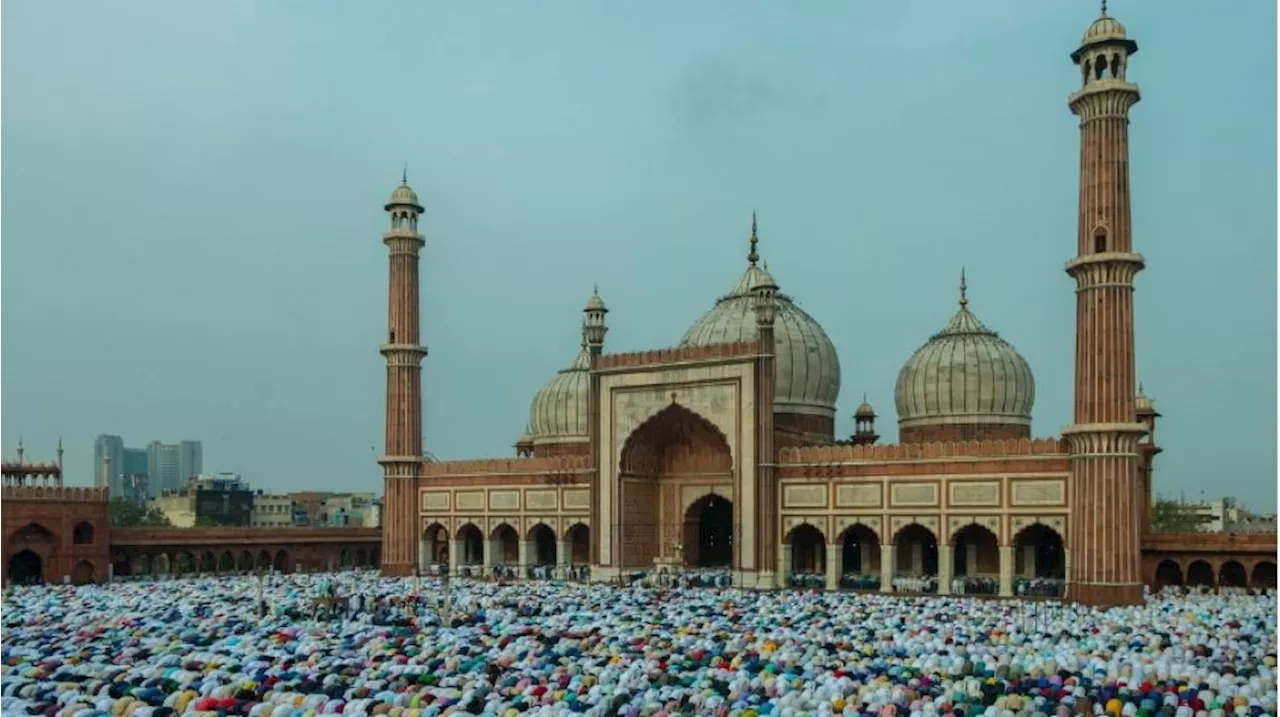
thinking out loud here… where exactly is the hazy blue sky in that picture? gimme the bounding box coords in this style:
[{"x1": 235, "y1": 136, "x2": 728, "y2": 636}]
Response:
[{"x1": 3, "y1": 1, "x2": 1275, "y2": 509}]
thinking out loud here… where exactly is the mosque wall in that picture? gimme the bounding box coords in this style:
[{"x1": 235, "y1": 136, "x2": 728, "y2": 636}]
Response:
[
  {"x1": 596, "y1": 355, "x2": 758, "y2": 576},
  {"x1": 2, "y1": 486, "x2": 110, "y2": 587}
]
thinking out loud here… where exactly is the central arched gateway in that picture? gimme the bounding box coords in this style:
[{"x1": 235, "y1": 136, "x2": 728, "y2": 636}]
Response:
[
  {"x1": 684, "y1": 494, "x2": 734, "y2": 567},
  {"x1": 616, "y1": 403, "x2": 735, "y2": 570}
]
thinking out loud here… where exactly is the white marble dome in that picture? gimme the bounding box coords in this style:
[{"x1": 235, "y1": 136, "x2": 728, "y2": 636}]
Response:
[
  {"x1": 894, "y1": 287, "x2": 1035, "y2": 431},
  {"x1": 386, "y1": 181, "x2": 421, "y2": 209},
  {"x1": 680, "y1": 259, "x2": 841, "y2": 419},
  {"x1": 528, "y1": 342, "x2": 590, "y2": 446}
]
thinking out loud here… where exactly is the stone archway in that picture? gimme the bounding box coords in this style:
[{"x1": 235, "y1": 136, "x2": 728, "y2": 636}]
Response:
[
  {"x1": 238, "y1": 551, "x2": 253, "y2": 572},
  {"x1": 894, "y1": 524, "x2": 938, "y2": 577},
  {"x1": 839, "y1": 524, "x2": 880, "y2": 577},
  {"x1": 683, "y1": 494, "x2": 734, "y2": 568},
  {"x1": 1155, "y1": 559, "x2": 1183, "y2": 589},
  {"x1": 8, "y1": 550, "x2": 43, "y2": 585},
  {"x1": 456, "y1": 524, "x2": 484, "y2": 566},
  {"x1": 272, "y1": 550, "x2": 289, "y2": 573},
  {"x1": 72, "y1": 522, "x2": 95, "y2": 545},
  {"x1": 491, "y1": 524, "x2": 519, "y2": 565},
  {"x1": 1013, "y1": 523, "x2": 1066, "y2": 579},
  {"x1": 951, "y1": 524, "x2": 999, "y2": 578},
  {"x1": 70, "y1": 561, "x2": 95, "y2": 585},
  {"x1": 219, "y1": 552, "x2": 236, "y2": 573},
  {"x1": 1251, "y1": 561, "x2": 1276, "y2": 589},
  {"x1": 1186, "y1": 560, "x2": 1214, "y2": 588},
  {"x1": 618, "y1": 403, "x2": 734, "y2": 569},
  {"x1": 529, "y1": 524, "x2": 557, "y2": 566},
  {"x1": 566, "y1": 523, "x2": 590, "y2": 565},
  {"x1": 1219, "y1": 561, "x2": 1247, "y2": 588},
  {"x1": 785, "y1": 524, "x2": 826, "y2": 576},
  {"x1": 422, "y1": 523, "x2": 449, "y2": 567},
  {"x1": 199, "y1": 551, "x2": 216, "y2": 573}
]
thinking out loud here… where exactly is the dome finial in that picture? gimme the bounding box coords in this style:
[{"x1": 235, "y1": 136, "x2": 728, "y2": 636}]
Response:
[
  {"x1": 1100, "y1": 0, "x2": 1107, "y2": 17},
  {"x1": 402, "y1": 162, "x2": 409, "y2": 185},
  {"x1": 959, "y1": 267, "x2": 968, "y2": 309},
  {"x1": 748, "y1": 211, "x2": 760, "y2": 266}
]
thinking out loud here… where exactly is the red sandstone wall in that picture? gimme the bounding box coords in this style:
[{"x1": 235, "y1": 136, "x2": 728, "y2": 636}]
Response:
[{"x1": 899, "y1": 423, "x2": 1030, "y2": 444}]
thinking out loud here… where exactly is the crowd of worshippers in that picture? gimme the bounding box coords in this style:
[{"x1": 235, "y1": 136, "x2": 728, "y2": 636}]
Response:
[{"x1": 417, "y1": 563, "x2": 590, "y2": 582}]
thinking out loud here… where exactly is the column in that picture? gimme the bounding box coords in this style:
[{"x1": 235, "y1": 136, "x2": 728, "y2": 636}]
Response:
[
  {"x1": 483, "y1": 540, "x2": 495, "y2": 570},
  {"x1": 1063, "y1": 548, "x2": 1072, "y2": 596},
  {"x1": 1022, "y1": 544, "x2": 1036, "y2": 578},
  {"x1": 937, "y1": 544, "x2": 954, "y2": 595},
  {"x1": 448, "y1": 540, "x2": 462, "y2": 577},
  {"x1": 825, "y1": 544, "x2": 841, "y2": 591},
  {"x1": 999, "y1": 545, "x2": 1015, "y2": 597},
  {"x1": 518, "y1": 540, "x2": 533, "y2": 578},
  {"x1": 779, "y1": 545, "x2": 792, "y2": 586},
  {"x1": 880, "y1": 545, "x2": 896, "y2": 592},
  {"x1": 557, "y1": 540, "x2": 571, "y2": 573}
]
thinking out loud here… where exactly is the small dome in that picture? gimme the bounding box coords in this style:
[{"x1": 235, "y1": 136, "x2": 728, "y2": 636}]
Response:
[
  {"x1": 855, "y1": 396, "x2": 876, "y2": 419},
  {"x1": 1082, "y1": 15, "x2": 1126, "y2": 44},
  {"x1": 385, "y1": 180, "x2": 422, "y2": 210},
  {"x1": 1135, "y1": 386, "x2": 1155, "y2": 414},
  {"x1": 528, "y1": 342, "x2": 590, "y2": 446},
  {"x1": 585, "y1": 289, "x2": 606, "y2": 312},
  {"x1": 680, "y1": 247, "x2": 841, "y2": 418},
  {"x1": 515, "y1": 429, "x2": 534, "y2": 448},
  {"x1": 895, "y1": 279, "x2": 1035, "y2": 431}
]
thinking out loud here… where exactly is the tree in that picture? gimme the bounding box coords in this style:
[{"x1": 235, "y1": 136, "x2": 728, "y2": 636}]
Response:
[
  {"x1": 108, "y1": 500, "x2": 173, "y2": 528},
  {"x1": 1151, "y1": 498, "x2": 1206, "y2": 533},
  {"x1": 193, "y1": 516, "x2": 220, "y2": 528}
]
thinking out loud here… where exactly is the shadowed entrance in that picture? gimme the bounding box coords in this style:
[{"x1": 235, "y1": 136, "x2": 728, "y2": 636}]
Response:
[
  {"x1": 8, "y1": 550, "x2": 43, "y2": 585},
  {"x1": 684, "y1": 494, "x2": 733, "y2": 567},
  {"x1": 618, "y1": 403, "x2": 734, "y2": 569}
]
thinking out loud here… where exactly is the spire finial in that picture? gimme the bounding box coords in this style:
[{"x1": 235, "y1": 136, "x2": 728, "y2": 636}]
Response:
[
  {"x1": 1100, "y1": 0, "x2": 1107, "y2": 17},
  {"x1": 593, "y1": 283, "x2": 599, "y2": 297},
  {"x1": 959, "y1": 267, "x2": 968, "y2": 309},
  {"x1": 862, "y1": 392, "x2": 868, "y2": 403},
  {"x1": 748, "y1": 211, "x2": 760, "y2": 266},
  {"x1": 16, "y1": 438, "x2": 24, "y2": 464},
  {"x1": 1138, "y1": 381, "x2": 1145, "y2": 393},
  {"x1": 402, "y1": 162, "x2": 408, "y2": 185}
]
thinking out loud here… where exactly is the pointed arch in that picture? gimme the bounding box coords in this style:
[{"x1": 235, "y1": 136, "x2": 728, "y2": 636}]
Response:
[
  {"x1": 490, "y1": 523, "x2": 519, "y2": 564},
  {"x1": 218, "y1": 551, "x2": 235, "y2": 573},
  {"x1": 1154, "y1": 559, "x2": 1183, "y2": 589},
  {"x1": 619, "y1": 402, "x2": 734, "y2": 476},
  {"x1": 892, "y1": 523, "x2": 938, "y2": 577},
  {"x1": 784, "y1": 523, "x2": 826, "y2": 576},
  {"x1": 951, "y1": 523, "x2": 1000, "y2": 577},
  {"x1": 422, "y1": 522, "x2": 448, "y2": 566},
  {"x1": 837, "y1": 522, "x2": 881, "y2": 576},
  {"x1": 528, "y1": 523, "x2": 557, "y2": 566},
  {"x1": 1219, "y1": 561, "x2": 1247, "y2": 588},
  {"x1": 272, "y1": 549, "x2": 289, "y2": 573},
  {"x1": 565, "y1": 522, "x2": 590, "y2": 565},
  {"x1": 1250, "y1": 561, "x2": 1276, "y2": 589},
  {"x1": 70, "y1": 560, "x2": 95, "y2": 585},
  {"x1": 1012, "y1": 522, "x2": 1066, "y2": 579},
  {"x1": 72, "y1": 522, "x2": 95, "y2": 545},
  {"x1": 1186, "y1": 560, "x2": 1214, "y2": 588},
  {"x1": 455, "y1": 523, "x2": 484, "y2": 565}
]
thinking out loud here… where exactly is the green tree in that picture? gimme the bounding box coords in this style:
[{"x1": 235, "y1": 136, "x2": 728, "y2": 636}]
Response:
[
  {"x1": 193, "y1": 515, "x2": 220, "y2": 528},
  {"x1": 108, "y1": 500, "x2": 174, "y2": 528},
  {"x1": 1151, "y1": 498, "x2": 1206, "y2": 533}
]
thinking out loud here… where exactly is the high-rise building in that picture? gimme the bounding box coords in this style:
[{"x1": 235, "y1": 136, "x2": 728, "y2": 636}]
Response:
[
  {"x1": 143, "y1": 440, "x2": 203, "y2": 497},
  {"x1": 92, "y1": 435, "x2": 125, "y2": 497}
]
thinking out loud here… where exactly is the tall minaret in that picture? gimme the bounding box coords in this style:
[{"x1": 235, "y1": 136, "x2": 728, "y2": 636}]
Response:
[
  {"x1": 379, "y1": 172, "x2": 427, "y2": 577},
  {"x1": 749, "y1": 214, "x2": 778, "y2": 588},
  {"x1": 1063, "y1": 3, "x2": 1147, "y2": 608}
]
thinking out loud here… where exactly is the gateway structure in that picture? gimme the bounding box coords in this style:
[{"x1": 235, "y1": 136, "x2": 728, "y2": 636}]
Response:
[{"x1": 375, "y1": 8, "x2": 1241, "y2": 608}]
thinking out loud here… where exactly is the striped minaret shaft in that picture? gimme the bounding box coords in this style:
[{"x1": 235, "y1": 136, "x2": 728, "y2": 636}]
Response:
[
  {"x1": 380, "y1": 176, "x2": 427, "y2": 577},
  {"x1": 1063, "y1": 10, "x2": 1148, "y2": 608}
]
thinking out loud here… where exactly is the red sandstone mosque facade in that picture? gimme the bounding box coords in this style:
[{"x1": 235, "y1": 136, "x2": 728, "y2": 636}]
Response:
[{"x1": 378, "y1": 9, "x2": 1277, "y2": 607}]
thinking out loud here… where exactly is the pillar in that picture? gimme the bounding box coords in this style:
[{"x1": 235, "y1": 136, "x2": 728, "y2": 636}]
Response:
[
  {"x1": 518, "y1": 540, "x2": 533, "y2": 577},
  {"x1": 448, "y1": 540, "x2": 462, "y2": 577},
  {"x1": 938, "y1": 544, "x2": 954, "y2": 595},
  {"x1": 825, "y1": 544, "x2": 841, "y2": 591},
  {"x1": 779, "y1": 545, "x2": 792, "y2": 584},
  {"x1": 999, "y1": 545, "x2": 1015, "y2": 597},
  {"x1": 880, "y1": 545, "x2": 896, "y2": 592},
  {"x1": 557, "y1": 540, "x2": 571, "y2": 568},
  {"x1": 483, "y1": 540, "x2": 495, "y2": 569}
]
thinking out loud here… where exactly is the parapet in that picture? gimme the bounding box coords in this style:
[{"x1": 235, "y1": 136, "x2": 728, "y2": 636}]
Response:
[
  {"x1": 420, "y1": 453, "x2": 591, "y2": 478},
  {"x1": 1, "y1": 485, "x2": 109, "y2": 502},
  {"x1": 779, "y1": 437, "x2": 1068, "y2": 464},
  {"x1": 595, "y1": 341, "x2": 757, "y2": 371}
]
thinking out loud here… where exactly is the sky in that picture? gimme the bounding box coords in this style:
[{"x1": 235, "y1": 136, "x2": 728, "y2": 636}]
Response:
[{"x1": 2, "y1": 1, "x2": 1275, "y2": 510}]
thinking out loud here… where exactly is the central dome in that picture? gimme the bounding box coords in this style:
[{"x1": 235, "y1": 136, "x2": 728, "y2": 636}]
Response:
[{"x1": 679, "y1": 223, "x2": 841, "y2": 419}]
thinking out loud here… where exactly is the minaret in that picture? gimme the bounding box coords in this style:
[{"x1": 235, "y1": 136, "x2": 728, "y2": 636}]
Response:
[
  {"x1": 379, "y1": 172, "x2": 428, "y2": 577},
  {"x1": 749, "y1": 214, "x2": 779, "y2": 588},
  {"x1": 852, "y1": 395, "x2": 879, "y2": 446},
  {"x1": 583, "y1": 286, "x2": 608, "y2": 566},
  {"x1": 1063, "y1": 3, "x2": 1147, "y2": 608}
]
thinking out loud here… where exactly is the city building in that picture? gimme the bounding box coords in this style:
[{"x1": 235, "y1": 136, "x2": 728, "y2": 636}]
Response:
[
  {"x1": 250, "y1": 491, "x2": 294, "y2": 529},
  {"x1": 285, "y1": 491, "x2": 380, "y2": 527},
  {"x1": 1177, "y1": 497, "x2": 1280, "y2": 534},
  {"x1": 147, "y1": 440, "x2": 203, "y2": 497},
  {"x1": 150, "y1": 473, "x2": 252, "y2": 528},
  {"x1": 376, "y1": 8, "x2": 1277, "y2": 608},
  {"x1": 92, "y1": 435, "x2": 125, "y2": 498}
]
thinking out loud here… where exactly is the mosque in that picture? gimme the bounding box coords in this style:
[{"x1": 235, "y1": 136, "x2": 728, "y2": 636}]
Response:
[{"x1": 374, "y1": 8, "x2": 1266, "y2": 608}]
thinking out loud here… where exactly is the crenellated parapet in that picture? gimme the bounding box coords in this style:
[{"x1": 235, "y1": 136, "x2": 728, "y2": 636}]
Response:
[
  {"x1": 2, "y1": 485, "x2": 108, "y2": 502},
  {"x1": 595, "y1": 341, "x2": 757, "y2": 371},
  {"x1": 420, "y1": 453, "x2": 591, "y2": 478},
  {"x1": 780, "y1": 436, "x2": 1067, "y2": 465}
]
